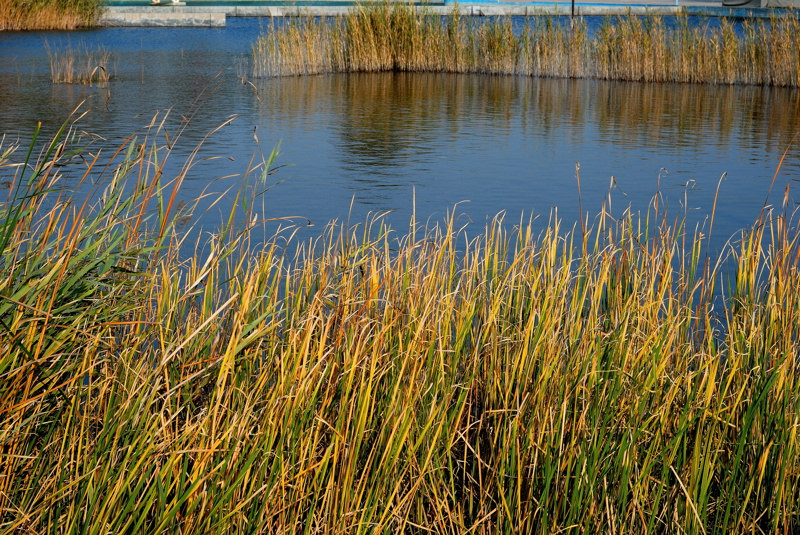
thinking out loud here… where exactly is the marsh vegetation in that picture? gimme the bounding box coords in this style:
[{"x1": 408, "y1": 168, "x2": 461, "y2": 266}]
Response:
[
  {"x1": 1, "y1": 115, "x2": 798, "y2": 533},
  {"x1": 254, "y1": 4, "x2": 800, "y2": 86},
  {"x1": 46, "y1": 43, "x2": 113, "y2": 85},
  {"x1": 0, "y1": 0, "x2": 103, "y2": 30}
]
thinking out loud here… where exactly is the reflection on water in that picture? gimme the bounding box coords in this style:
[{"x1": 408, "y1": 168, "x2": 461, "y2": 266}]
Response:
[
  {"x1": 256, "y1": 71, "x2": 800, "y2": 172},
  {"x1": 591, "y1": 81, "x2": 800, "y2": 155},
  {"x1": 255, "y1": 71, "x2": 799, "y2": 229},
  {"x1": 1, "y1": 18, "x2": 799, "y2": 248},
  {"x1": 360, "y1": 74, "x2": 794, "y2": 161}
]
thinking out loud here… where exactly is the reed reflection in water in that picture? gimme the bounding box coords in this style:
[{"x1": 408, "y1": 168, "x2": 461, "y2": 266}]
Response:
[{"x1": 254, "y1": 72, "x2": 798, "y2": 240}]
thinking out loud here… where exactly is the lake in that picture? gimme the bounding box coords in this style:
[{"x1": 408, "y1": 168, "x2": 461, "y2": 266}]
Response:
[{"x1": 2, "y1": 16, "x2": 799, "y2": 249}]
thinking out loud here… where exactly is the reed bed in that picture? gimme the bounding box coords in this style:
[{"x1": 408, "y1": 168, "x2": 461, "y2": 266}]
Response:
[
  {"x1": 0, "y1": 0, "x2": 103, "y2": 30},
  {"x1": 46, "y1": 43, "x2": 113, "y2": 85},
  {"x1": 1, "y1": 116, "x2": 799, "y2": 534},
  {"x1": 254, "y1": 4, "x2": 800, "y2": 86}
]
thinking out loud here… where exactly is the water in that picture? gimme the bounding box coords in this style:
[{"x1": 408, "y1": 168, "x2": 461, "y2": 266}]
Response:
[{"x1": 2, "y1": 17, "x2": 799, "y2": 249}]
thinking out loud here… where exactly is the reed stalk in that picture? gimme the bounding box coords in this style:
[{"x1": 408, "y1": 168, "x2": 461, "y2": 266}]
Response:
[
  {"x1": 254, "y1": 5, "x2": 800, "y2": 87},
  {"x1": 1, "y1": 115, "x2": 799, "y2": 533}
]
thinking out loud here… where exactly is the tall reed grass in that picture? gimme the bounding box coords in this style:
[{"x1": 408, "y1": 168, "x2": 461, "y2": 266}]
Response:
[
  {"x1": 1, "y1": 115, "x2": 799, "y2": 533},
  {"x1": 0, "y1": 0, "x2": 103, "y2": 30},
  {"x1": 46, "y1": 43, "x2": 113, "y2": 85},
  {"x1": 254, "y1": 4, "x2": 800, "y2": 86}
]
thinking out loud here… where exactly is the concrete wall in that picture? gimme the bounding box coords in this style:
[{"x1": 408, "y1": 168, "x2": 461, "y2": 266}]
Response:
[
  {"x1": 762, "y1": 0, "x2": 800, "y2": 6},
  {"x1": 101, "y1": 7, "x2": 225, "y2": 26},
  {"x1": 99, "y1": 4, "x2": 684, "y2": 26},
  {"x1": 99, "y1": 3, "x2": 799, "y2": 27}
]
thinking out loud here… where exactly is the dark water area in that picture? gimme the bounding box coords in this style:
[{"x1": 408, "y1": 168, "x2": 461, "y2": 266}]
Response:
[{"x1": 1, "y1": 17, "x2": 799, "y2": 251}]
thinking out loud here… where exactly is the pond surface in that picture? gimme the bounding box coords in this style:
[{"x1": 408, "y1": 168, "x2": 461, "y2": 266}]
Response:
[{"x1": 2, "y1": 17, "x2": 799, "y2": 250}]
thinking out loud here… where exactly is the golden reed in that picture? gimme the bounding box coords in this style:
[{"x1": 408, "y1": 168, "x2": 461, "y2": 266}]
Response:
[
  {"x1": 1, "y1": 0, "x2": 103, "y2": 30},
  {"x1": 254, "y1": 4, "x2": 800, "y2": 87}
]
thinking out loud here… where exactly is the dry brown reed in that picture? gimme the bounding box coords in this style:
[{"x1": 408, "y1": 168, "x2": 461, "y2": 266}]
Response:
[
  {"x1": 0, "y1": 0, "x2": 103, "y2": 30},
  {"x1": 46, "y1": 43, "x2": 113, "y2": 85},
  {"x1": 254, "y1": 6, "x2": 800, "y2": 87},
  {"x1": 595, "y1": 14, "x2": 800, "y2": 85}
]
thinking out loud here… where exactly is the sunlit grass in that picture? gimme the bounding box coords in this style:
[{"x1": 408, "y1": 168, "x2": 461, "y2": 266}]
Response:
[
  {"x1": 254, "y1": 4, "x2": 800, "y2": 87},
  {"x1": 1, "y1": 116, "x2": 799, "y2": 533},
  {"x1": 0, "y1": 0, "x2": 103, "y2": 30}
]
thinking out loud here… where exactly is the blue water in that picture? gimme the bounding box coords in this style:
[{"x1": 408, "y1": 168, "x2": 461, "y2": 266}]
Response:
[{"x1": 1, "y1": 17, "x2": 799, "y2": 250}]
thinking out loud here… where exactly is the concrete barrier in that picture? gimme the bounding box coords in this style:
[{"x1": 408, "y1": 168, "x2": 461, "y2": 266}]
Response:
[
  {"x1": 99, "y1": 2, "x2": 798, "y2": 27},
  {"x1": 101, "y1": 7, "x2": 226, "y2": 26}
]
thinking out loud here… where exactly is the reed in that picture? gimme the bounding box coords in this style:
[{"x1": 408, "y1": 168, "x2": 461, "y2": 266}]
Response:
[
  {"x1": 1, "y1": 115, "x2": 799, "y2": 533},
  {"x1": 0, "y1": 0, "x2": 103, "y2": 30},
  {"x1": 254, "y1": 5, "x2": 800, "y2": 87},
  {"x1": 46, "y1": 43, "x2": 113, "y2": 85}
]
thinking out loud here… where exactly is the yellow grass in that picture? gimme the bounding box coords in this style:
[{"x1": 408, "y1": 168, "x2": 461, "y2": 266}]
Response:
[
  {"x1": 0, "y1": 0, "x2": 102, "y2": 30},
  {"x1": 254, "y1": 6, "x2": 800, "y2": 87},
  {"x1": 1, "y1": 112, "x2": 799, "y2": 533}
]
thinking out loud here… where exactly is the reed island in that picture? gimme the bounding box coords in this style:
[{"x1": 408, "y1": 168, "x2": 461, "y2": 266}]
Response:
[{"x1": 254, "y1": 3, "x2": 800, "y2": 86}]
